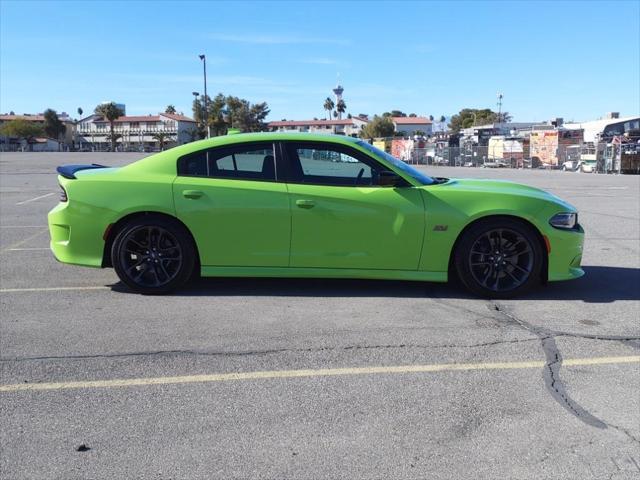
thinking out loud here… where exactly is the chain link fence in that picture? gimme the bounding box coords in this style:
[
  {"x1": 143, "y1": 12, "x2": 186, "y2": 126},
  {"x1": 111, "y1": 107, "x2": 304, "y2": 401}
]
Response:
[{"x1": 398, "y1": 143, "x2": 639, "y2": 173}]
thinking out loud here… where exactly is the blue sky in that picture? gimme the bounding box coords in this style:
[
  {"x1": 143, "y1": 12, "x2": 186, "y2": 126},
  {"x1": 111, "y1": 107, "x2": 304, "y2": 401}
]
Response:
[{"x1": 1, "y1": 0, "x2": 638, "y2": 122}]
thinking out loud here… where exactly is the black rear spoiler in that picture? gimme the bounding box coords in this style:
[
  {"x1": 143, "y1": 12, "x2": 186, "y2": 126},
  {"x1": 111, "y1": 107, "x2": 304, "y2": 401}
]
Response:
[{"x1": 56, "y1": 164, "x2": 108, "y2": 179}]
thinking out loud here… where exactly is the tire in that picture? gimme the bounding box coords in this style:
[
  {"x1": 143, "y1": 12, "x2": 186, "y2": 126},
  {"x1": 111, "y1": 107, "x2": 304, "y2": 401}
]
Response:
[
  {"x1": 111, "y1": 215, "x2": 196, "y2": 294},
  {"x1": 453, "y1": 218, "x2": 544, "y2": 299}
]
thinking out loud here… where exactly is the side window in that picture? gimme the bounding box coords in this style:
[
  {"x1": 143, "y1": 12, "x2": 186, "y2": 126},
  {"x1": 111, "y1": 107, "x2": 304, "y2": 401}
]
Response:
[
  {"x1": 287, "y1": 143, "x2": 380, "y2": 186},
  {"x1": 178, "y1": 143, "x2": 276, "y2": 181}
]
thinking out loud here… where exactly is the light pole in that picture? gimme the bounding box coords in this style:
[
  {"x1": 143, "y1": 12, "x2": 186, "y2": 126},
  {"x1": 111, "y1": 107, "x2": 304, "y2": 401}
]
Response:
[
  {"x1": 192, "y1": 91, "x2": 201, "y2": 136},
  {"x1": 199, "y1": 54, "x2": 210, "y2": 138}
]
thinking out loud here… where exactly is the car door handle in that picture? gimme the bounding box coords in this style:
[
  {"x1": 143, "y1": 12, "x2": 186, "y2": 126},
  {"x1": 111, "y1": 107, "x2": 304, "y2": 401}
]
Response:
[
  {"x1": 296, "y1": 199, "x2": 315, "y2": 209},
  {"x1": 182, "y1": 190, "x2": 204, "y2": 199}
]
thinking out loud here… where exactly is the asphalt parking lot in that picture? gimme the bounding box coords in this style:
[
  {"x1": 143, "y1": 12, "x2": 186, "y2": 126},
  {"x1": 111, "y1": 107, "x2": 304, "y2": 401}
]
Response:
[{"x1": 1, "y1": 152, "x2": 639, "y2": 479}]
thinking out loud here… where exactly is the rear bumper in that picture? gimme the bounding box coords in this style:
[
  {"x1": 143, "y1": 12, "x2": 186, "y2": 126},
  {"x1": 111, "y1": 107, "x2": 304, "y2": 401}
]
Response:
[{"x1": 48, "y1": 201, "x2": 106, "y2": 268}]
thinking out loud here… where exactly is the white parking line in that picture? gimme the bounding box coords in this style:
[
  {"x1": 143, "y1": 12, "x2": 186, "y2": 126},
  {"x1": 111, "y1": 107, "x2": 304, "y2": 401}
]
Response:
[
  {"x1": 5, "y1": 247, "x2": 50, "y2": 251},
  {"x1": 15, "y1": 192, "x2": 55, "y2": 205},
  {"x1": 0, "y1": 228, "x2": 49, "y2": 252},
  {"x1": 0, "y1": 286, "x2": 110, "y2": 293}
]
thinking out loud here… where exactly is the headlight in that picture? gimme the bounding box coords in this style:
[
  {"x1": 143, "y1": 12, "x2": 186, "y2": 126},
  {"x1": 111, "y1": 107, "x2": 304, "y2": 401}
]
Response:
[{"x1": 549, "y1": 212, "x2": 577, "y2": 230}]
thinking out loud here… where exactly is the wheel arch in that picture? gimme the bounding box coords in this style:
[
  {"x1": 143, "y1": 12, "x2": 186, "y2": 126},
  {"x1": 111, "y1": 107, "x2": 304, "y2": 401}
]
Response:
[
  {"x1": 447, "y1": 214, "x2": 549, "y2": 284},
  {"x1": 102, "y1": 211, "x2": 200, "y2": 271}
]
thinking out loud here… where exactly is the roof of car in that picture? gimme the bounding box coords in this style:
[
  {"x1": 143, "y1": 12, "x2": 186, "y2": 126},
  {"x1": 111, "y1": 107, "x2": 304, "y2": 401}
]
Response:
[
  {"x1": 185, "y1": 132, "x2": 363, "y2": 149},
  {"x1": 230, "y1": 131, "x2": 360, "y2": 141}
]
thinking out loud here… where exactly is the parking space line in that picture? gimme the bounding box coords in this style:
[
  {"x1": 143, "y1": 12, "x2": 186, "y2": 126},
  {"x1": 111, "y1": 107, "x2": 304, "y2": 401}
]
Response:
[
  {"x1": 6, "y1": 247, "x2": 50, "y2": 251},
  {"x1": 15, "y1": 192, "x2": 55, "y2": 205},
  {"x1": 1, "y1": 355, "x2": 637, "y2": 393},
  {"x1": 0, "y1": 228, "x2": 49, "y2": 252},
  {"x1": 0, "y1": 225, "x2": 48, "y2": 228},
  {"x1": 0, "y1": 286, "x2": 110, "y2": 293}
]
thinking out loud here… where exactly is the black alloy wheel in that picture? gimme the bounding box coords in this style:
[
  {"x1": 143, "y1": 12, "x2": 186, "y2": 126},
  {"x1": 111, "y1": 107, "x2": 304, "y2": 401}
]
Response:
[
  {"x1": 112, "y1": 215, "x2": 196, "y2": 294},
  {"x1": 454, "y1": 218, "x2": 543, "y2": 298}
]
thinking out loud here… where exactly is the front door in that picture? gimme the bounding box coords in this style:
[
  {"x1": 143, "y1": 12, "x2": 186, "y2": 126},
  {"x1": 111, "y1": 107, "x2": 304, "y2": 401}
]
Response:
[
  {"x1": 173, "y1": 142, "x2": 290, "y2": 267},
  {"x1": 283, "y1": 141, "x2": 425, "y2": 271}
]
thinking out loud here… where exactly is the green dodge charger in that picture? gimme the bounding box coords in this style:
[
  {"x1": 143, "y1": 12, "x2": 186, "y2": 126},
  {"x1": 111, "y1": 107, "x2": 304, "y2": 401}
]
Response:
[{"x1": 48, "y1": 132, "x2": 584, "y2": 297}]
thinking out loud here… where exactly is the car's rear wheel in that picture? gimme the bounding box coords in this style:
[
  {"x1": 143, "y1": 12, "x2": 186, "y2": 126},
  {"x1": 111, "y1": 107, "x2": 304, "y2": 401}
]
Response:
[
  {"x1": 111, "y1": 215, "x2": 196, "y2": 294},
  {"x1": 453, "y1": 218, "x2": 543, "y2": 298}
]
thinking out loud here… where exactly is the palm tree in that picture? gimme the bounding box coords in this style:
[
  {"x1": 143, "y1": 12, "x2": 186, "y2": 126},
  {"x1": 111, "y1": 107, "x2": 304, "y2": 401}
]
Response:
[
  {"x1": 104, "y1": 132, "x2": 122, "y2": 151},
  {"x1": 323, "y1": 97, "x2": 335, "y2": 121},
  {"x1": 336, "y1": 99, "x2": 346, "y2": 120},
  {"x1": 165, "y1": 105, "x2": 176, "y2": 114},
  {"x1": 94, "y1": 102, "x2": 124, "y2": 152},
  {"x1": 151, "y1": 132, "x2": 175, "y2": 151}
]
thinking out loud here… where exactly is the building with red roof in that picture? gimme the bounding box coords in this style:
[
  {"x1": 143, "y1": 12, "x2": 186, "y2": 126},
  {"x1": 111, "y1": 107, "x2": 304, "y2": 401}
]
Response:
[{"x1": 391, "y1": 117, "x2": 433, "y2": 136}]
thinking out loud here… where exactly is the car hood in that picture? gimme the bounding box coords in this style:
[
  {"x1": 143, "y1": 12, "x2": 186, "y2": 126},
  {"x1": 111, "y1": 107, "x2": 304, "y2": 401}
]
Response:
[{"x1": 428, "y1": 178, "x2": 577, "y2": 211}]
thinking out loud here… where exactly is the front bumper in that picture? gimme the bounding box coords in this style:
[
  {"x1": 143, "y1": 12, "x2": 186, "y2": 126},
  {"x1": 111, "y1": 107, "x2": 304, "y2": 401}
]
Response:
[{"x1": 546, "y1": 224, "x2": 585, "y2": 282}]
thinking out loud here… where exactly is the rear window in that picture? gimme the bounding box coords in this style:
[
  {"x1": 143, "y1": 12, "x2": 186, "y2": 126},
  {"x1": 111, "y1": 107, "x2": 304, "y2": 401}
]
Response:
[{"x1": 177, "y1": 143, "x2": 276, "y2": 181}]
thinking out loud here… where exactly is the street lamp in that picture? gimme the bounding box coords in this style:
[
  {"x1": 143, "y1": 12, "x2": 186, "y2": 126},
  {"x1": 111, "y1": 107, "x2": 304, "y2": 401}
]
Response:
[
  {"x1": 198, "y1": 54, "x2": 210, "y2": 138},
  {"x1": 192, "y1": 91, "x2": 201, "y2": 133}
]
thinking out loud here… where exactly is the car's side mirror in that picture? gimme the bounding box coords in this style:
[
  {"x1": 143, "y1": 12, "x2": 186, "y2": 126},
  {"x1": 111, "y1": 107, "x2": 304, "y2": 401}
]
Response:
[{"x1": 377, "y1": 170, "x2": 403, "y2": 187}]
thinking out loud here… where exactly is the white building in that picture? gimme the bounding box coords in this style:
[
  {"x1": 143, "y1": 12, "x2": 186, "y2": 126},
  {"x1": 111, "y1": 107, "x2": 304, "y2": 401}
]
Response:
[
  {"x1": 77, "y1": 112, "x2": 197, "y2": 151},
  {"x1": 268, "y1": 117, "x2": 369, "y2": 137},
  {"x1": 392, "y1": 117, "x2": 433, "y2": 136},
  {"x1": 563, "y1": 114, "x2": 640, "y2": 143}
]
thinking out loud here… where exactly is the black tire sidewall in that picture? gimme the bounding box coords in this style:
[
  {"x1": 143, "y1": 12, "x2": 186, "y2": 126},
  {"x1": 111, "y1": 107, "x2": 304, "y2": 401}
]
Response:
[
  {"x1": 111, "y1": 215, "x2": 196, "y2": 294},
  {"x1": 454, "y1": 218, "x2": 544, "y2": 299}
]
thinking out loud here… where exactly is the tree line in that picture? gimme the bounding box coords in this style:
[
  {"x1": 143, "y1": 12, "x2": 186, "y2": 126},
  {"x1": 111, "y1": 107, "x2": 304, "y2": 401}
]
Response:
[
  {"x1": 192, "y1": 94, "x2": 270, "y2": 138},
  {"x1": 359, "y1": 111, "x2": 444, "y2": 139},
  {"x1": 1, "y1": 100, "x2": 512, "y2": 150},
  {"x1": 359, "y1": 109, "x2": 511, "y2": 139}
]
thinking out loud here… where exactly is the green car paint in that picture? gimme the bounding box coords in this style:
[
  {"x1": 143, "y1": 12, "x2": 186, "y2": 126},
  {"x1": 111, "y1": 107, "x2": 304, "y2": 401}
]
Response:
[{"x1": 48, "y1": 132, "x2": 584, "y2": 286}]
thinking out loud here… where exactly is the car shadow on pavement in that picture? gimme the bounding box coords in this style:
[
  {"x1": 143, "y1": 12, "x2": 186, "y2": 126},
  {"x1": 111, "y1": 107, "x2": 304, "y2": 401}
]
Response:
[{"x1": 110, "y1": 265, "x2": 639, "y2": 303}]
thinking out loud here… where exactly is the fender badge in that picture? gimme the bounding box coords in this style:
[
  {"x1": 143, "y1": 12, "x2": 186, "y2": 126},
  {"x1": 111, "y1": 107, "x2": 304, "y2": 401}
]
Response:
[{"x1": 433, "y1": 225, "x2": 448, "y2": 231}]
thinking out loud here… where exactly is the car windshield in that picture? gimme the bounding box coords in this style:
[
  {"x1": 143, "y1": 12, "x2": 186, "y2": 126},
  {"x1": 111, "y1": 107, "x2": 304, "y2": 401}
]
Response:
[{"x1": 356, "y1": 140, "x2": 436, "y2": 185}]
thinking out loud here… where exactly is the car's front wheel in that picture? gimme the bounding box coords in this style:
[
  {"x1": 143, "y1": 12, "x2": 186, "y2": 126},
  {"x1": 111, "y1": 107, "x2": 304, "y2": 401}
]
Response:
[
  {"x1": 111, "y1": 215, "x2": 196, "y2": 294},
  {"x1": 453, "y1": 218, "x2": 544, "y2": 298}
]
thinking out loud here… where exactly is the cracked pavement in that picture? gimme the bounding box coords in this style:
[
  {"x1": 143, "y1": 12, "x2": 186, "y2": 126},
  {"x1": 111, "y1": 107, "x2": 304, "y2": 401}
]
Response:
[{"x1": 1, "y1": 154, "x2": 639, "y2": 479}]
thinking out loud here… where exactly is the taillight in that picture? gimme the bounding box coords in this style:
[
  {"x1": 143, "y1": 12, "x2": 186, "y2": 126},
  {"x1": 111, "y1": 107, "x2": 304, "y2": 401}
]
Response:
[{"x1": 59, "y1": 184, "x2": 68, "y2": 202}]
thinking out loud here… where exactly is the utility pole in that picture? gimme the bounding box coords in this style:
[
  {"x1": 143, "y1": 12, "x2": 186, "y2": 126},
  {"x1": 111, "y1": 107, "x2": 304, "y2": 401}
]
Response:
[
  {"x1": 199, "y1": 54, "x2": 210, "y2": 138},
  {"x1": 192, "y1": 91, "x2": 203, "y2": 137}
]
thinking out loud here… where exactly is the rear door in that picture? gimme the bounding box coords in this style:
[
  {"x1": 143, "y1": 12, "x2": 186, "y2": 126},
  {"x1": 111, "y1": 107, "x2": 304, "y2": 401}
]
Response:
[
  {"x1": 282, "y1": 141, "x2": 425, "y2": 271},
  {"x1": 173, "y1": 142, "x2": 290, "y2": 267}
]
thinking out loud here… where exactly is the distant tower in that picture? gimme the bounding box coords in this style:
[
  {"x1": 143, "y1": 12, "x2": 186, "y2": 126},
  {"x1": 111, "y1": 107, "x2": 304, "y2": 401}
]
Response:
[
  {"x1": 496, "y1": 92, "x2": 503, "y2": 124},
  {"x1": 333, "y1": 77, "x2": 344, "y2": 119}
]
